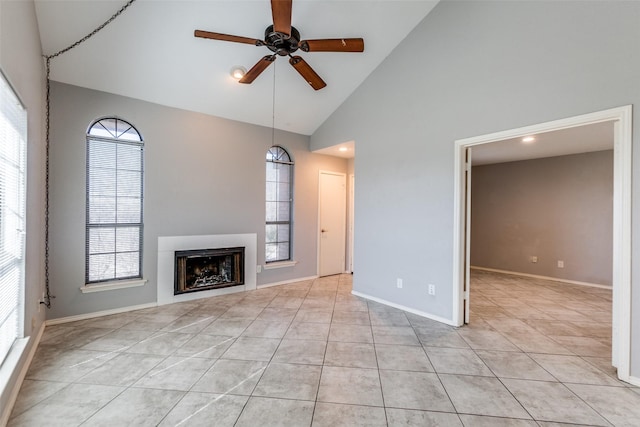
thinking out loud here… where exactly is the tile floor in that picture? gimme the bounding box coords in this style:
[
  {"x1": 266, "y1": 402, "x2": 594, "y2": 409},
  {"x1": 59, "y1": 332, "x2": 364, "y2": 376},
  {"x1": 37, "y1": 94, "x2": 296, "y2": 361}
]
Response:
[{"x1": 8, "y1": 271, "x2": 640, "y2": 426}]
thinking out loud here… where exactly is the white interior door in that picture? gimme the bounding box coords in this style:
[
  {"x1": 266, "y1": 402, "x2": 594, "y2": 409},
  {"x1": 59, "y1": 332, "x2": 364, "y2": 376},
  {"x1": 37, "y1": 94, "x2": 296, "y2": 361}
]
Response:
[{"x1": 319, "y1": 171, "x2": 346, "y2": 276}]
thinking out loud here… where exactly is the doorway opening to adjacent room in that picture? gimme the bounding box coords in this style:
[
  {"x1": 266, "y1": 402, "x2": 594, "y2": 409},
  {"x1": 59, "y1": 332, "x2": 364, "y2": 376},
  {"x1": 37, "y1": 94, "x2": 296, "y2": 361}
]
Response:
[{"x1": 453, "y1": 106, "x2": 632, "y2": 383}]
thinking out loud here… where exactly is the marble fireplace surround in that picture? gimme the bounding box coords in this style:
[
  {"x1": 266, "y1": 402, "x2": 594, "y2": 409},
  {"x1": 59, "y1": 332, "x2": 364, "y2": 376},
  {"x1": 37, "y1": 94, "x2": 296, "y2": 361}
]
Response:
[{"x1": 157, "y1": 233, "x2": 257, "y2": 305}]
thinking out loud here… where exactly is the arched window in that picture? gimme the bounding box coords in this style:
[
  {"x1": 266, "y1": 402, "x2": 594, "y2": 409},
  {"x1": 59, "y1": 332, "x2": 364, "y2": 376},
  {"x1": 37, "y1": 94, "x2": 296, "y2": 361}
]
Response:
[
  {"x1": 265, "y1": 146, "x2": 293, "y2": 263},
  {"x1": 86, "y1": 118, "x2": 143, "y2": 283}
]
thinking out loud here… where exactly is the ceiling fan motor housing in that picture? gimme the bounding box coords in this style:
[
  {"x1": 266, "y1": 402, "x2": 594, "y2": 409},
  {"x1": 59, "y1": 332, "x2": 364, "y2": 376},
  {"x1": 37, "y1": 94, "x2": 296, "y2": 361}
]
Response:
[{"x1": 265, "y1": 25, "x2": 301, "y2": 56}]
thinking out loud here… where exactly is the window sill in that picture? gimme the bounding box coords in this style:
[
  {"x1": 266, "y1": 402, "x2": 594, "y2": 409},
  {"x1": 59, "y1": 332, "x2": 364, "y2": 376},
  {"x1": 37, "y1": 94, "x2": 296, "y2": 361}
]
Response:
[
  {"x1": 263, "y1": 260, "x2": 298, "y2": 270},
  {"x1": 80, "y1": 279, "x2": 147, "y2": 293},
  {"x1": 0, "y1": 337, "x2": 28, "y2": 404}
]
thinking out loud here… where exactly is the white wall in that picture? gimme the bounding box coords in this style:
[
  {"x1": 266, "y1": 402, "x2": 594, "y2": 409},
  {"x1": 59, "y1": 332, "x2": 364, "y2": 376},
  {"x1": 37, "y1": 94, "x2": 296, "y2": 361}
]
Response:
[
  {"x1": 48, "y1": 82, "x2": 346, "y2": 319},
  {"x1": 311, "y1": 1, "x2": 640, "y2": 375},
  {"x1": 0, "y1": 0, "x2": 46, "y2": 418}
]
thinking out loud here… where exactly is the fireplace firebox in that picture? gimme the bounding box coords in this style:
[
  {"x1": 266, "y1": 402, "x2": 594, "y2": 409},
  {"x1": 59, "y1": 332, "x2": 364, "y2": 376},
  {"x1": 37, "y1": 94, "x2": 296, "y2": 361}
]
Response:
[{"x1": 174, "y1": 247, "x2": 245, "y2": 295}]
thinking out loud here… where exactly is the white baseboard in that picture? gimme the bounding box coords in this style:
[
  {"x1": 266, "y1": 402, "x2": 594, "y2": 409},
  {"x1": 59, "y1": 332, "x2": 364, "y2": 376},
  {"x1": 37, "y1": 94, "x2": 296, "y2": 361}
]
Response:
[
  {"x1": 0, "y1": 321, "x2": 45, "y2": 426},
  {"x1": 258, "y1": 275, "x2": 318, "y2": 289},
  {"x1": 45, "y1": 302, "x2": 157, "y2": 326},
  {"x1": 626, "y1": 375, "x2": 640, "y2": 387},
  {"x1": 351, "y1": 290, "x2": 457, "y2": 327},
  {"x1": 471, "y1": 266, "x2": 612, "y2": 289}
]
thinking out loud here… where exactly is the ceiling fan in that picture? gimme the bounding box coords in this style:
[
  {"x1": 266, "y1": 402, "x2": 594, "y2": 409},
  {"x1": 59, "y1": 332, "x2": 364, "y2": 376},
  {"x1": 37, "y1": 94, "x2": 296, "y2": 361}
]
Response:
[{"x1": 194, "y1": 0, "x2": 364, "y2": 90}]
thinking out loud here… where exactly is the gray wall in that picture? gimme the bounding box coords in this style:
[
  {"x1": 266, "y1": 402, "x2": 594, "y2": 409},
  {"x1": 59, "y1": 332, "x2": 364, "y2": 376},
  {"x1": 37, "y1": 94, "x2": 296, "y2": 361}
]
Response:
[
  {"x1": 48, "y1": 82, "x2": 346, "y2": 319},
  {"x1": 471, "y1": 151, "x2": 613, "y2": 286},
  {"x1": 311, "y1": 1, "x2": 640, "y2": 375},
  {"x1": 0, "y1": 0, "x2": 46, "y2": 417}
]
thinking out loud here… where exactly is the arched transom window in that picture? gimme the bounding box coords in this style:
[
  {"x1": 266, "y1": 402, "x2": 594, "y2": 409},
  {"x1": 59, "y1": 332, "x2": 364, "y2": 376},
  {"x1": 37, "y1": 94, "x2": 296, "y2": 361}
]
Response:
[
  {"x1": 265, "y1": 145, "x2": 293, "y2": 263},
  {"x1": 86, "y1": 117, "x2": 144, "y2": 283}
]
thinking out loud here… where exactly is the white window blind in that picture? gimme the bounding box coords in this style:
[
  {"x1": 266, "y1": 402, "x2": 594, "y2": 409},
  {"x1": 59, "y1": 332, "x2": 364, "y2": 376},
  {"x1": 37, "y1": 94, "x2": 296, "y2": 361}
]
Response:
[
  {"x1": 0, "y1": 71, "x2": 26, "y2": 366},
  {"x1": 86, "y1": 118, "x2": 143, "y2": 283},
  {"x1": 265, "y1": 146, "x2": 293, "y2": 263}
]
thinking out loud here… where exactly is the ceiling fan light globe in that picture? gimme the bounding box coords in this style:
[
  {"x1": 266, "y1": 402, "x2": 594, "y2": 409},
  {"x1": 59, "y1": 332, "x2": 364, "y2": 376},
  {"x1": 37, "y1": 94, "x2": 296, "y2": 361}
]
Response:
[{"x1": 230, "y1": 66, "x2": 247, "y2": 80}]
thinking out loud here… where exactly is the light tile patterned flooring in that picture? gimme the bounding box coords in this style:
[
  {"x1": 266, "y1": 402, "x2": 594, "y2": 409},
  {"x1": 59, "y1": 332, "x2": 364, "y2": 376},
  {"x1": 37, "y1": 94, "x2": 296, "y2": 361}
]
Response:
[{"x1": 9, "y1": 271, "x2": 640, "y2": 426}]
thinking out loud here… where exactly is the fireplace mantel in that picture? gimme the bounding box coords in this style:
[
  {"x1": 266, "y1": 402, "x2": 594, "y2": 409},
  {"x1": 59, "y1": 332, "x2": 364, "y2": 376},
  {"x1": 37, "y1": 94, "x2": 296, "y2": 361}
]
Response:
[{"x1": 157, "y1": 234, "x2": 257, "y2": 305}]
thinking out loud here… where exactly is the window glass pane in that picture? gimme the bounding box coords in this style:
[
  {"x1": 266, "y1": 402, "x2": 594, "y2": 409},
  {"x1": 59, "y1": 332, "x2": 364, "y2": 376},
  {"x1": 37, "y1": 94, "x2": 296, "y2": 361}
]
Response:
[
  {"x1": 89, "y1": 140, "x2": 116, "y2": 169},
  {"x1": 265, "y1": 244, "x2": 278, "y2": 263},
  {"x1": 117, "y1": 144, "x2": 142, "y2": 170},
  {"x1": 118, "y1": 127, "x2": 142, "y2": 142},
  {"x1": 265, "y1": 182, "x2": 277, "y2": 201},
  {"x1": 116, "y1": 227, "x2": 140, "y2": 252},
  {"x1": 99, "y1": 118, "x2": 117, "y2": 138},
  {"x1": 89, "y1": 228, "x2": 115, "y2": 254},
  {"x1": 117, "y1": 170, "x2": 141, "y2": 197},
  {"x1": 89, "y1": 196, "x2": 116, "y2": 223},
  {"x1": 88, "y1": 253, "x2": 116, "y2": 282},
  {"x1": 89, "y1": 168, "x2": 116, "y2": 196},
  {"x1": 277, "y1": 224, "x2": 290, "y2": 243},
  {"x1": 116, "y1": 252, "x2": 139, "y2": 278},
  {"x1": 265, "y1": 224, "x2": 277, "y2": 244},
  {"x1": 277, "y1": 243, "x2": 289, "y2": 260},
  {"x1": 275, "y1": 163, "x2": 290, "y2": 182},
  {"x1": 277, "y1": 201, "x2": 290, "y2": 222},
  {"x1": 116, "y1": 197, "x2": 141, "y2": 223},
  {"x1": 266, "y1": 162, "x2": 277, "y2": 181},
  {"x1": 266, "y1": 202, "x2": 277, "y2": 222},
  {"x1": 115, "y1": 123, "x2": 132, "y2": 139},
  {"x1": 277, "y1": 182, "x2": 290, "y2": 200}
]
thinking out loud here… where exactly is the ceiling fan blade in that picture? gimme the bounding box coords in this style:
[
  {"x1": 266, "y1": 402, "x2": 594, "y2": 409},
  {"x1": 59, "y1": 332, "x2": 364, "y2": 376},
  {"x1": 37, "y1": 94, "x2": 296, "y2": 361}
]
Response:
[
  {"x1": 194, "y1": 30, "x2": 263, "y2": 46},
  {"x1": 299, "y1": 38, "x2": 365, "y2": 53},
  {"x1": 271, "y1": 0, "x2": 292, "y2": 36},
  {"x1": 239, "y1": 55, "x2": 276, "y2": 84},
  {"x1": 289, "y1": 56, "x2": 326, "y2": 90}
]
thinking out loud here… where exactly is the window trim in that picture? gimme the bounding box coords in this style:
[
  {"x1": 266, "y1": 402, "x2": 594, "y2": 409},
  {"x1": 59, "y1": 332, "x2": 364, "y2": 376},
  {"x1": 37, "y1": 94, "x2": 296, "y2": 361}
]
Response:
[
  {"x1": 0, "y1": 68, "x2": 27, "y2": 367},
  {"x1": 85, "y1": 117, "x2": 144, "y2": 284},
  {"x1": 265, "y1": 145, "x2": 293, "y2": 263}
]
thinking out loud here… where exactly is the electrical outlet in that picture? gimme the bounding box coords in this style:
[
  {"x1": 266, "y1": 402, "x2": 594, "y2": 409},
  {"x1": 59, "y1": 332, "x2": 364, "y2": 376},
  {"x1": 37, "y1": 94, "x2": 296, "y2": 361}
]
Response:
[
  {"x1": 557, "y1": 260, "x2": 564, "y2": 268},
  {"x1": 428, "y1": 284, "x2": 436, "y2": 295},
  {"x1": 396, "y1": 278, "x2": 403, "y2": 289},
  {"x1": 530, "y1": 256, "x2": 538, "y2": 263}
]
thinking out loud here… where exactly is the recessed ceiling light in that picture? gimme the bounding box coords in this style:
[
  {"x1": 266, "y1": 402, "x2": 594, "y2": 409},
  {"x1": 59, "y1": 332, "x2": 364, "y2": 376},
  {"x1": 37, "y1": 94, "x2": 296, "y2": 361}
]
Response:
[
  {"x1": 230, "y1": 66, "x2": 246, "y2": 80},
  {"x1": 338, "y1": 147, "x2": 348, "y2": 152},
  {"x1": 522, "y1": 136, "x2": 535, "y2": 143}
]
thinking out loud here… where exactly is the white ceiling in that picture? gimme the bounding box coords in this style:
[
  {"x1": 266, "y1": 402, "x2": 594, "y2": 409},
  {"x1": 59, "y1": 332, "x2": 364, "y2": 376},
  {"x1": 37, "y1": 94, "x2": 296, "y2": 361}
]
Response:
[
  {"x1": 35, "y1": 0, "x2": 439, "y2": 136},
  {"x1": 471, "y1": 121, "x2": 614, "y2": 166},
  {"x1": 313, "y1": 139, "x2": 354, "y2": 158}
]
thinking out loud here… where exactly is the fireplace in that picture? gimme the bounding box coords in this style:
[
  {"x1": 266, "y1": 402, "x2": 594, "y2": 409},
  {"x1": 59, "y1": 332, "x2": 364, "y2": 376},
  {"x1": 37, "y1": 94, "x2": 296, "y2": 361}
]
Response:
[{"x1": 174, "y1": 247, "x2": 245, "y2": 295}]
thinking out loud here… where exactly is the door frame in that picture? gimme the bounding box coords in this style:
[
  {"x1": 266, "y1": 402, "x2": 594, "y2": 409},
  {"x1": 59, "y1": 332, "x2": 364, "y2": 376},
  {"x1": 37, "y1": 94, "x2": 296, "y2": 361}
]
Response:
[
  {"x1": 452, "y1": 105, "x2": 632, "y2": 382},
  {"x1": 348, "y1": 173, "x2": 355, "y2": 273},
  {"x1": 317, "y1": 170, "x2": 347, "y2": 277}
]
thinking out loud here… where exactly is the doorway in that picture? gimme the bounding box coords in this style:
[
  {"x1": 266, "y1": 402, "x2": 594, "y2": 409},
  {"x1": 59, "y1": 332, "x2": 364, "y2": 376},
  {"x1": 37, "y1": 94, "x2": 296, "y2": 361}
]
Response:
[
  {"x1": 453, "y1": 106, "x2": 633, "y2": 382},
  {"x1": 318, "y1": 171, "x2": 347, "y2": 276}
]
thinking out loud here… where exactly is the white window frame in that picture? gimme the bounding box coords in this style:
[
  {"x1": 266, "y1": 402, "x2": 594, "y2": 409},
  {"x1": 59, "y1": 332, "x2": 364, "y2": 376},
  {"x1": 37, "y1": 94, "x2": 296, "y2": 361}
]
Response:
[
  {"x1": 85, "y1": 117, "x2": 144, "y2": 285},
  {"x1": 265, "y1": 145, "x2": 293, "y2": 263},
  {"x1": 0, "y1": 69, "x2": 26, "y2": 366}
]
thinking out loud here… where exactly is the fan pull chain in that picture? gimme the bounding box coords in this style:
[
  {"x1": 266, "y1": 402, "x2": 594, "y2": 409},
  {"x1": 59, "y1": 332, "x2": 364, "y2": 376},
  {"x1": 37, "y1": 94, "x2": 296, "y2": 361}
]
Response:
[
  {"x1": 41, "y1": 0, "x2": 138, "y2": 309},
  {"x1": 271, "y1": 60, "x2": 277, "y2": 148}
]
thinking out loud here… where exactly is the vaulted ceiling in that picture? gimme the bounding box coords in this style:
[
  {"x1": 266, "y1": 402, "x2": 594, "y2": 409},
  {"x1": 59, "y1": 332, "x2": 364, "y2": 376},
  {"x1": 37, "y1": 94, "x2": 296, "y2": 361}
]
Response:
[{"x1": 35, "y1": 0, "x2": 439, "y2": 136}]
